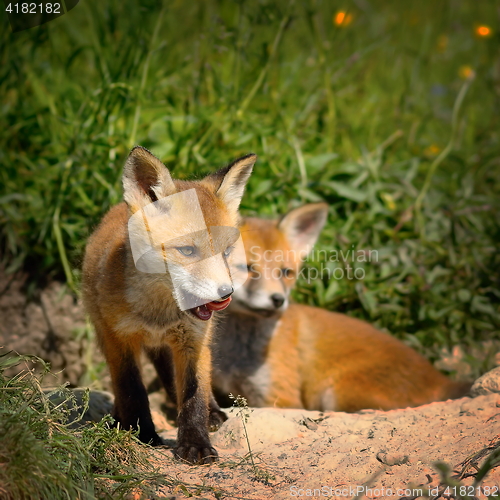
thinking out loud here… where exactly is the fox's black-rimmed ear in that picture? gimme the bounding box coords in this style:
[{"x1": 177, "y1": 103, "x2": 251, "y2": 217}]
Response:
[
  {"x1": 122, "y1": 146, "x2": 176, "y2": 212},
  {"x1": 278, "y1": 203, "x2": 329, "y2": 257},
  {"x1": 204, "y1": 153, "x2": 257, "y2": 213}
]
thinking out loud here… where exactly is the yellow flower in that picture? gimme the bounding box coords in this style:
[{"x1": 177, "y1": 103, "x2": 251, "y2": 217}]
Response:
[
  {"x1": 333, "y1": 11, "x2": 353, "y2": 27},
  {"x1": 424, "y1": 144, "x2": 441, "y2": 157},
  {"x1": 459, "y1": 65, "x2": 475, "y2": 80},
  {"x1": 475, "y1": 25, "x2": 492, "y2": 37}
]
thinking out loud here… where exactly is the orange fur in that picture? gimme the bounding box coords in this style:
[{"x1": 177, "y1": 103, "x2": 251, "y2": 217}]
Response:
[
  {"x1": 265, "y1": 304, "x2": 469, "y2": 411},
  {"x1": 83, "y1": 147, "x2": 256, "y2": 464},
  {"x1": 212, "y1": 207, "x2": 470, "y2": 412}
]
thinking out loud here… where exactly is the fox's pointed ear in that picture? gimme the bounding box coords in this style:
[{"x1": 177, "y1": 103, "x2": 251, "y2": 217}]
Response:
[
  {"x1": 204, "y1": 153, "x2": 257, "y2": 213},
  {"x1": 122, "y1": 146, "x2": 176, "y2": 212},
  {"x1": 278, "y1": 203, "x2": 328, "y2": 257}
]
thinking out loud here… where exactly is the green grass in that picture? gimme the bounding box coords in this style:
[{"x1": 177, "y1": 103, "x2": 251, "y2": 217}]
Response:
[
  {"x1": 0, "y1": 0, "x2": 499, "y2": 375},
  {"x1": 0, "y1": 353, "x2": 174, "y2": 499}
]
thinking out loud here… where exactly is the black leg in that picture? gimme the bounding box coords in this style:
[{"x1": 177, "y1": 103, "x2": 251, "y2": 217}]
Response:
[
  {"x1": 110, "y1": 349, "x2": 162, "y2": 446},
  {"x1": 145, "y1": 345, "x2": 177, "y2": 404},
  {"x1": 147, "y1": 345, "x2": 227, "y2": 432},
  {"x1": 174, "y1": 362, "x2": 218, "y2": 464},
  {"x1": 208, "y1": 394, "x2": 228, "y2": 431}
]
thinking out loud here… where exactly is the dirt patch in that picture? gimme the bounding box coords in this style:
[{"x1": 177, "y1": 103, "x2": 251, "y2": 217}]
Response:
[
  {"x1": 142, "y1": 392, "x2": 500, "y2": 499},
  {"x1": 0, "y1": 270, "x2": 91, "y2": 386},
  {"x1": 76, "y1": 373, "x2": 500, "y2": 499}
]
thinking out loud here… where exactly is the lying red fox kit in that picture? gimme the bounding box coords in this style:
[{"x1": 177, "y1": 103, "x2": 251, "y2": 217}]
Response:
[
  {"x1": 82, "y1": 146, "x2": 256, "y2": 464},
  {"x1": 211, "y1": 204, "x2": 470, "y2": 411}
]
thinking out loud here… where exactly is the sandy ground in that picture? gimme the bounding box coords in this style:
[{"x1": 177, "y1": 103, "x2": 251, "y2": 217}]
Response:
[
  {"x1": 142, "y1": 388, "x2": 500, "y2": 500},
  {"x1": 2, "y1": 270, "x2": 499, "y2": 499}
]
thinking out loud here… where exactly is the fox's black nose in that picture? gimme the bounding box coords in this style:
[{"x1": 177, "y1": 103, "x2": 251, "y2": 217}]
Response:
[
  {"x1": 218, "y1": 285, "x2": 234, "y2": 300},
  {"x1": 271, "y1": 293, "x2": 285, "y2": 308}
]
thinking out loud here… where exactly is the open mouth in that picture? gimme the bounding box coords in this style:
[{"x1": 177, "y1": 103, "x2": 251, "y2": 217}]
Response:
[
  {"x1": 187, "y1": 297, "x2": 232, "y2": 321},
  {"x1": 234, "y1": 300, "x2": 282, "y2": 318}
]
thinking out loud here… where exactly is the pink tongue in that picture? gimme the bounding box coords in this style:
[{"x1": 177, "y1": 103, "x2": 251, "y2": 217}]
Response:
[
  {"x1": 190, "y1": 298, "x2": 233, "y2": 320},
  {"x1": 206, "y1": 297, "x2": 232, "y2": 311},
  {"x1": 192, "y1": 304, "x2": 212, "y2": 321}
]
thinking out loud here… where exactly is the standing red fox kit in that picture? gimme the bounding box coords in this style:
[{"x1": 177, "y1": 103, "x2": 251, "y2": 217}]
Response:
[
  {"x1": 212, "y1": 204, "x2": 470, "y2": 411},
  {"x1": 82, "y1": 146, "x2": 256, "y2": 464}
]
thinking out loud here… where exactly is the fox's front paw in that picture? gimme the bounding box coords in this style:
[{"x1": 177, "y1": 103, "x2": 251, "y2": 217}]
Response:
[
  {"x1": 208, "y1": 408, "x2": 228, "y2": 432},
  {"x1": 174, "y1": 442, "x2": 219, "y2": 465}
]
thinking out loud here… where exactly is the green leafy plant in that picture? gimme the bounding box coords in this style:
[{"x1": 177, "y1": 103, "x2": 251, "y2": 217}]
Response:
[
  {"x1": 0, "y1": 352, "x2": 177, "y2": 499},
  {"x1": 0, "y1": 0, "x2": 498, "y2": 374}
]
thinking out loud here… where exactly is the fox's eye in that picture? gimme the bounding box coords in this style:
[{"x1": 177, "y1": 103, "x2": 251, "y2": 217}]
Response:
[
  {"x1": 177, "y1": 246, "x2": 195, "y2": 257},
  {"x1": 236, "y1": 263, "x2": 254, "y2": 272},
  {"x1": 282, "y1": 268, "x2": 294, "y2": 278},
  {"x1": 223, "y1": 246, "x2": 234, "y2": 257},
  {"x1": 246, "y1": 263, "x2": 257, "y2": 274}
]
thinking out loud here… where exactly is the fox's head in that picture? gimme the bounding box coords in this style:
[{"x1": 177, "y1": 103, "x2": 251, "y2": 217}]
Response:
[
  {"x1": 229, "y1": 203, "x2": 328, "y2": 317},
  {"x1": 122, "y1": 146, "x2": 257, "y2": 321}
]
